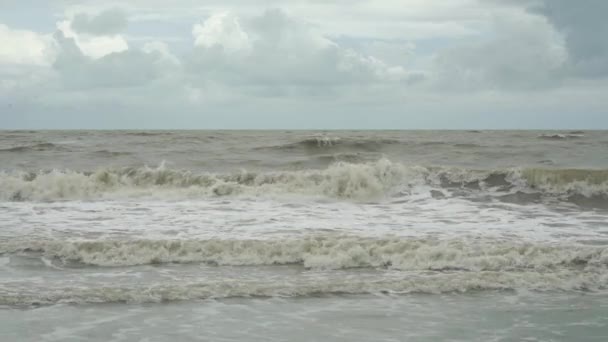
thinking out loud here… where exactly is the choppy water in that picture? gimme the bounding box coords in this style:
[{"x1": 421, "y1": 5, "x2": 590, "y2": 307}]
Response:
[{"x1": 1, "y1": 130, "x2": 608, "y2": 341}]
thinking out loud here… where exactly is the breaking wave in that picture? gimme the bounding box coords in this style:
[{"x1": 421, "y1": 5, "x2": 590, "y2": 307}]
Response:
[{"x1": 1, "y1": 160, "x2": 607, "y2": 203}]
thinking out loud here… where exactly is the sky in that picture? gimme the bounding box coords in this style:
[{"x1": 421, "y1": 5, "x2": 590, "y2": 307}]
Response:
[{"x1": 0, "y1": 0, "x2": 607, "y2": 129}]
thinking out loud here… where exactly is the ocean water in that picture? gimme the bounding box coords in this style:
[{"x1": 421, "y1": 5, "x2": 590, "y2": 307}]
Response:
[{"x1": 1, "y1": 130, "x2": 608, "y2": 341}]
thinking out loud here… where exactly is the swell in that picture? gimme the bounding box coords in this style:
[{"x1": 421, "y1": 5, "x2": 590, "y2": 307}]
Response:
[
  {"x1": 3, "y1": 237, "x2": 607, "y2": 270},
  {"x1": 1, "y1": 160, "x2": 608, "y2": 203}
]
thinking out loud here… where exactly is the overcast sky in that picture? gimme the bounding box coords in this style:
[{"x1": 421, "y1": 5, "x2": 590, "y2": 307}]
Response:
[{"x1": 0, "y1": 0, "x2": 606, "y2": 129}]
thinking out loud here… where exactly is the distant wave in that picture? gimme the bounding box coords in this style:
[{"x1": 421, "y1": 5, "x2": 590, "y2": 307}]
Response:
[
  {"x1": 2, "y1": 130, "x2": 38, "y2": 134},
  {"x1": 263, "y1": 136, "x2": 402, "y2": 152},
  {"x1": 125, "y1": 132, "x2": 172, "y2": 137},
  {"x1": 538, "y1": 133, "x2": 585, "y2": 140},
  {"x1": 0, "y1": 143, "x2": 64, "y2": 153},
  {"x1": 92, "y1": 150, "x2": 133, "y2": 157},
  {"x1": 1, "y1": 160, "x2": 607, "y2": 204},
  {"x1": 270, "y1": 136, "x2": 482, "y2": 151},
  {"x1": 308, "y1": 153, "x2": 372, "y2": 165}
]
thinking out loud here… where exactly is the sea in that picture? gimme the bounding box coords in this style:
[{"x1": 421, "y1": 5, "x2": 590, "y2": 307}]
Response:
[{"x1": 1, "y1": 130, "x2": 608, "y2": 341}]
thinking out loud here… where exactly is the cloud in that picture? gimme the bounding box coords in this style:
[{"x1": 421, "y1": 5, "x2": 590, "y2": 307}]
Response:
[
  {"x1": 186, "y1": 9, "x2": 417, "y2": 94},
  {"x1": 56, "y1": 0, "x2": 489, "y2": 40},
  {"x1": 533, "y1": 0, "x2": 608, "y2": 78},
  {"x1": 52, "y1": 31, "x2": 179, "y2": 90},
  {"x1": 3, "y1": 8, "x2": 417, "y2": 102},
  {"x1": 492, "y1": 0, "x2": 608, "y2": 79},
  {"x1": 433, "y1": 7, "x2": 567, "y2": 90},
  {"x1": 192, "y1": 12, "x2": 251, "y2": 53},
  {"x1": 0, "y1": 24, "x2": 56, "y2": 66},
  {"x1": 1, "y1": 2, "x2": 607, "y2": 129},
  {"x1": 0, "y1": 24, "x2": 57, "y2": 99},
  {"x1": 57, "y1": 17, "x2": 128, "y2": 59},
  {"x1": 70, "y1": 8, "x2": 128, "y2": 36}
]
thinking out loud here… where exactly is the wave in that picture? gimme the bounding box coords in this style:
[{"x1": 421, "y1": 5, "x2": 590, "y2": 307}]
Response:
[
  {"x1": 124, "y1": 131, "x2": 172, "y2": 137},
  {"x1": 0, "y1": 143, "x2": 64, "y2": 153},
  {"x1": 1, "y1": 130, "x2": 38, "y2": 134},
  {"x1": 92, "y1": 150, "x2": 133, "y2": 157},
  {"x1": 0, "y1": 160, "x2": 409, "y2": 201},
  {"x1": 309, "y1": 153, "x2": 373, "y2": 165},
  {"x1": 1, "y1": 160, "x2": 607, "y2": 203},
  {"x1": 272, "y1": 138, "x2": 483, "y2": 151},
  {"x1": 2, "y1": 269, "x2": 605, "y2": 306},
  {"x1": 3, "y1": 237, "x2": 607, "y2": 270},
  {"x1": 419, "y1": 142, "x2": 482, "y2": 148},
  {"x1": 3, "y1": 236, "x2": 607, "y2": 305}
]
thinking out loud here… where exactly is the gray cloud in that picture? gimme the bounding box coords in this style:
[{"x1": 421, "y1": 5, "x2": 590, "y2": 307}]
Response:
[
  {"x1": 433, "y1": 8, "x2": 567, "y2": 90},
  {"x1": 52, "y1": 31, "x2": 176, "y2": 89},
  {"x1": 433, "y1": 0, "x2": 608, "y2": 88},
  {"x1": 533, "y1": 0, "x2": 608, "y2": 78},
  {"x1": 70, "y1": 8, "x2": 128, "y2": 35}
]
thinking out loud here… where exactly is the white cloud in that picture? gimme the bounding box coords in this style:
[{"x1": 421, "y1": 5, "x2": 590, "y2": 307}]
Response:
[
  {"x1": 192, "y1": 12, "x2": 251, "y2": 53},
  {"x1": 0, "y1": 24, "x2": 57, "y2": 98},
  {"x1": 186, "y1": 9, "x2": 416, "y2": 91},
  {"x1": 0, "y1": 24, "x2": 56, "y2": 66}
]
